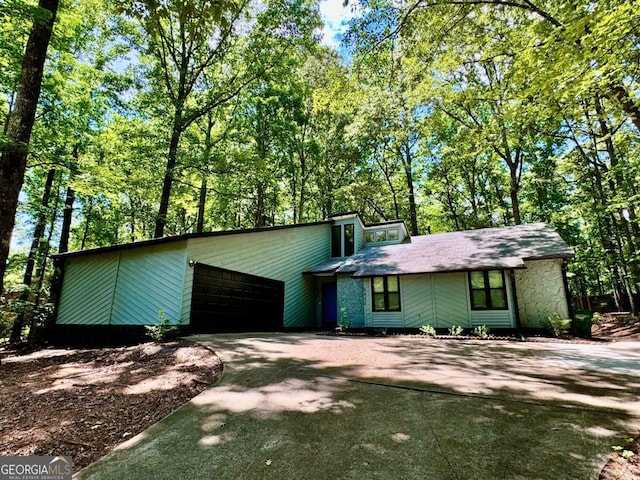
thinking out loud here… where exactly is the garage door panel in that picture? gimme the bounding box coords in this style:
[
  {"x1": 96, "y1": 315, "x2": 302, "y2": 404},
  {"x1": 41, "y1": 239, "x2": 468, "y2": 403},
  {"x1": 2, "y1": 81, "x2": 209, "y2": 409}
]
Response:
[{"x1": 190, "y1": 263, "x2": 284, "y2": 332}]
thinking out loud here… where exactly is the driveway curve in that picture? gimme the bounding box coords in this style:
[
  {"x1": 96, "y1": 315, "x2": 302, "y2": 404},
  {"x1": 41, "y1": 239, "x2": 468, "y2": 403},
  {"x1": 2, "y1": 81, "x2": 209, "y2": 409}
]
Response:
[{"x1": 77, "y1": 334, "x2": 640, "y2": 480}]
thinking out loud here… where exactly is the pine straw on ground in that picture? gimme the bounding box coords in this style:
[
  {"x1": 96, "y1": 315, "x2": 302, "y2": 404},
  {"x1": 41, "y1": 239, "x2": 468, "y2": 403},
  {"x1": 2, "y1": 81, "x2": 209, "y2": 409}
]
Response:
[{"x1": 0, "y1": 340, "x2": 221, "y2": 472}]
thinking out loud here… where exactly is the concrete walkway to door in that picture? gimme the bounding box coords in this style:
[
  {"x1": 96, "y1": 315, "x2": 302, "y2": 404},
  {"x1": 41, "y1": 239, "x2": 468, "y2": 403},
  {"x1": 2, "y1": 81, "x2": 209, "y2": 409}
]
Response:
[{"x1": 76, "y1": 334, "x2": 640, "y2": 480}]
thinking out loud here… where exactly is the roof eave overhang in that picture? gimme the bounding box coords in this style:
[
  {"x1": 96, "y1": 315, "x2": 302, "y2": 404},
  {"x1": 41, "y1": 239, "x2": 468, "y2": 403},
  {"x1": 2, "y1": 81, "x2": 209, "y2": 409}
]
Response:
[
  {"x1": 522, "y1": 253, "x2": 575, "y2": 261},
  {"x1": 349, "y1": 264, "x2": 528, "y2": 278}
]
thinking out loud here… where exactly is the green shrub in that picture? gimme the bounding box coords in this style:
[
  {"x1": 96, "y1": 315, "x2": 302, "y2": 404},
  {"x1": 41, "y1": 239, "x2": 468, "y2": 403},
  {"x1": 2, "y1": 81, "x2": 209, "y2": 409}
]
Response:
[
  {"x1": 448, "y1": 325, "x2": 463, "y2": 336},
  {"x1": 472, "y1": 325, "x2": 490, "y2": 339},
  {"x1": 0, "y1": 310, "x2": 12, "y2": 344},
  {"x1": 336, "y1": 307, "x2": 350, "y2": 332},
  {"x1": 419, "y1": 324, "x2": 436, "y2": 336},
  {"x1": 546, "y1": 312, "x2": 572, "y2": 337},
  {"x1": 145, "y1": 310, "x2": 183, "y2": 342}
]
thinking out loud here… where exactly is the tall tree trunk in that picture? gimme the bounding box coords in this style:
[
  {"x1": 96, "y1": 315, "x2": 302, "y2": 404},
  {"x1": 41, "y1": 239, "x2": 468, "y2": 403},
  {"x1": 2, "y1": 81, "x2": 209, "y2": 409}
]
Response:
[
  {"x1": 607, "y1": 83, "x2": 640, "y2": 133},
  {"x1": 24, "y1": 168, "x2": 55, "y2": 286},
  {"x1": 58, "y1": 187, "x2": 75, "y2": 254},
  {"x1": 254, "y1": 183, "x2": 266, "y2": 228},
  {"x1": 442, "y1": 169, "x2": 460, "y2": 231},
  {"x1": 402, "y1": 144, "x2": 419, "y2": 235},
  {"x1": 0, "y1": 0, "x2": 59, "y2": 294},
  {"x1": 297, "y1": 148, "x2": 307, "y2": 224},
  {"x1": 27, "y1": 186, "x2": 61, "y2": 344},
  {"x1": 154, "y1": 107, "x2": 184, "y2": 238},
  {"x1": 508, "y1": 165, "x2": 521, "y2": 225},
  {"x1": 35, "y1": 182, "x2": 61, "y2": 284},
  {"x1": 196, "y1": 114, "x2": 214, "y2": 233},
  {"x1": 9, "y1": 168, "x2": 55, "y2": 344},
  {"x1": 80, "y1": 196, "x2": 93, "y2": 249},
  {"x1": 197, "y1": 176, "x2": 207, "y2": 233}
]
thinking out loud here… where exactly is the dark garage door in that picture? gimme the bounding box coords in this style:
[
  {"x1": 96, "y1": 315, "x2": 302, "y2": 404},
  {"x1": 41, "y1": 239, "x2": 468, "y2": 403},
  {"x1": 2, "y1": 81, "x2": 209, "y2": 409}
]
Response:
[{"x1": 190, "y1": 263, "x2": 284, "y2": 332}]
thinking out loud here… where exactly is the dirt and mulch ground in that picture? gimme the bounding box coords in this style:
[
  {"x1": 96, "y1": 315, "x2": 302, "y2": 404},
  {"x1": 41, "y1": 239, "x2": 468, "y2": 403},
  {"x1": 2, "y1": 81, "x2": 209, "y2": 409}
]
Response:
[
  {"x1": 592, "y1": 313, "x2": 640, "y2": 480},
  {"x1": 592, "y1": 313, "x2": 640, "y2": 339},
  {"x1": 0, "y1": 340, "x2": 221, "y2": 472}
]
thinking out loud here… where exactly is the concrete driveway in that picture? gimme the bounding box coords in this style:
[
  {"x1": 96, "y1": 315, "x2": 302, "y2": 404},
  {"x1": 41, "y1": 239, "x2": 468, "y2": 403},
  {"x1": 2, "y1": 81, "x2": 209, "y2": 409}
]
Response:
[{"x1": 76, "y1": 334, "x2": 640, "y2": 480}]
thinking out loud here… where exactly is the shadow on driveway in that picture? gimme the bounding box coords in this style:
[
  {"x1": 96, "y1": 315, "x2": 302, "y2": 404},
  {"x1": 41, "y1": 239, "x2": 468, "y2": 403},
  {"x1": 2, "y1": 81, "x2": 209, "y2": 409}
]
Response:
[{"x1": 76, "y1": 334, "x2": 640, "y2": 480}]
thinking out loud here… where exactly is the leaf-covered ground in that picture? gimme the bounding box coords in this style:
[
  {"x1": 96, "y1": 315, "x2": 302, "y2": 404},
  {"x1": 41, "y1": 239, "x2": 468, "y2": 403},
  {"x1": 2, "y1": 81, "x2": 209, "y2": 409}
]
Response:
[
  {"x1": 0, "y1": 327, "x2": 638, "y2": 478},
  {"x1": 594, "y1": 313, "x2": 640, "y2": 480},
  {"x1": 592, "y1": 313, "x2": 640, "y2": 339},
  {"x1": 0, "y1": 341, "x2": 221, "y2": 472}
]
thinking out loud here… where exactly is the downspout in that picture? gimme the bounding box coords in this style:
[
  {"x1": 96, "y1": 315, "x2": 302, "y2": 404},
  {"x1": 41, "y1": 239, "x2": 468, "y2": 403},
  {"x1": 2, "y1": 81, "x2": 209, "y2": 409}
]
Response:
[
  {"x1": 509, "y1": 269, "x2": 521, "y2": 329},
  {"x1": 561, "y1": 258, "x2": 574, "y2": 319}
]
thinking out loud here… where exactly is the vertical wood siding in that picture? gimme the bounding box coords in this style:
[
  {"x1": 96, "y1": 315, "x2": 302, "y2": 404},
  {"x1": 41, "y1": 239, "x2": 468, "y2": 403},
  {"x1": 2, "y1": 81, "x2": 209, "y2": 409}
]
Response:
[
  {"x1": 56, "y1": 252, "x2": 120, "y2": 325},
  {"x1": 402, "y1": 275, "x2": 435, "y2": 327},
  {"x1": 433, "y1": 273, "x2": 471, "y2": 328},
  {"x1": 109, "y1": 244, "x2": 187, "y2": 325},
  {"x1": 185, "y1": 224, "x2": 330, "y2": 328}
]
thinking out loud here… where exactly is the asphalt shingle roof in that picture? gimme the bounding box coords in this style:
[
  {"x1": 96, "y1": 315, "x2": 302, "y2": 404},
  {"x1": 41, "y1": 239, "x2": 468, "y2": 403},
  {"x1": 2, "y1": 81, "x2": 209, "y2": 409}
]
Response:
[{"x1": 305, "y1": 223, "x2": 574, "y2": 277}]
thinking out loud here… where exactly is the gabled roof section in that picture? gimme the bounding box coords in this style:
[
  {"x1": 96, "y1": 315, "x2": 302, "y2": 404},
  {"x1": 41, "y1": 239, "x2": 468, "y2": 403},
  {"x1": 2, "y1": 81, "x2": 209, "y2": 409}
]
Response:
[
  {"x1": 305, "y1": 223, "x2": 574, "y2": 277},
  {"x1": 53, "y1": 220, "x2": 331, "y2": 259}
]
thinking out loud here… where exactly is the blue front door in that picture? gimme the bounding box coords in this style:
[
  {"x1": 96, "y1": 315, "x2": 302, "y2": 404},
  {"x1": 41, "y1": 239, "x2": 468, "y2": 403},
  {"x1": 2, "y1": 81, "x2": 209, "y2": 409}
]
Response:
[{"x1": 322, "y1": 282, "x2": 338, "y2": 325}]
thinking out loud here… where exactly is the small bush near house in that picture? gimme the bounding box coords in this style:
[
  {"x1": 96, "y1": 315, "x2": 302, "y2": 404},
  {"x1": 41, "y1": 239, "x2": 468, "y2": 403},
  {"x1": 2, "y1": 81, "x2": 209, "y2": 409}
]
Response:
[
  {"x1": 546, "y1": 312, "x2": 572, "y2": 337},
  {"x1": 336, "y1": 307, "x2": 350, "y2": 332},
  {"x1": 146, "y1": 310, "x2": 183, "y2": 342},
  {"x1": 448, "y1": 325, "x2": 463, "y2": 336},
  {"x1": 472, "y1": 325, "x2": 490, "y2": 339},
  {"x1": 419, "y1": 324, "x2": 436, "y2": 336}
]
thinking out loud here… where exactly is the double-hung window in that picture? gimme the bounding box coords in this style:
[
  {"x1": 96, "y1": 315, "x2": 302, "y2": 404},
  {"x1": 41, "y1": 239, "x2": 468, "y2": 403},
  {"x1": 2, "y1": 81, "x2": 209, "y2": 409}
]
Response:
[
  {"x1": 372, "y1": 276, "x2": 401, "y2": 312},
  {"x1": 469, "y1": 270, "x2": 508, "y2": 310},
  {"x1": 331, "y1": 224, "x2": 354, "y2": 257}
]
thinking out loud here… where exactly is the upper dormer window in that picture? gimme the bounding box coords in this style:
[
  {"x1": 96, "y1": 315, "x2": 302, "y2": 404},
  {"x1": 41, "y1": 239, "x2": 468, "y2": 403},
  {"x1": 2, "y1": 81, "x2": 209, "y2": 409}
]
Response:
[
  {"x1": 365, "y1": 228, "x2": 399, "y2": 244},
  {"x1": 331, "y1": 223, "x2": 354, "y2": 257}
]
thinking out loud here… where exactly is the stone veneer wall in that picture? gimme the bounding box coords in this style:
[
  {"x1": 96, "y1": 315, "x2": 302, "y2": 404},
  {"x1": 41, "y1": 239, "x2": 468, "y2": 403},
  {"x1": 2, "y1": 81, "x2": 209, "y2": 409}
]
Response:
[
  {"x1": 337, "y1": 275, "x2": 365, "y2": 328},
  {"x1": 514, "y1": 259, "x2": 569, "y2": 328}
]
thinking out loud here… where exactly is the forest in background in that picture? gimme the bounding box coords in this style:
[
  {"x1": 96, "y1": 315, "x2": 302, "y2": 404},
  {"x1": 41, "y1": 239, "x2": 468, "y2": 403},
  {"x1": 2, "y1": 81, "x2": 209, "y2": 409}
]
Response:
[{"x1": 1, "y1": 0, "x2": 639, "y2": 342}]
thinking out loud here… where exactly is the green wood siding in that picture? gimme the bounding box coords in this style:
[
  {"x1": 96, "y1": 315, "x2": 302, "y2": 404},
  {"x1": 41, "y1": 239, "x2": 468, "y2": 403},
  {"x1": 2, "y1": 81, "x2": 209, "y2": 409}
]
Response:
[
  {"x1": 185, "y1": 224, "x2": 330, "y2": 328},
  {"x1": 469, "y1": 310, "x2": 513, "y2": 328},
  {"x1": 109, "y1": 244, "x2": 187, "y2": 325},
  {"x1": 358, "y1": 272, "x2": 516, "y2": 329},
  {"x1": 356, "y1": 217, "x2": 365, "y2": 252},
  {"x1": 56, "y1": 252, "x2": 120, "y2": 325},
  {"x1": 402, "y1": 274, "x2": 435, "y2": 327},
  {"x1": 433, "y1": 273, "x2": 471, "y2": 328},
  {"x1": 56, "y1": 243, "x2": 187, "y2": 326}
]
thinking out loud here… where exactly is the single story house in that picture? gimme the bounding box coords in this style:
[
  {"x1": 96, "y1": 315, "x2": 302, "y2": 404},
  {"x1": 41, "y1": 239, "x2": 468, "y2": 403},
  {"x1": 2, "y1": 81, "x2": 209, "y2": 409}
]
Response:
[{"x1": 52, "y1": 212, "x2": 574, "y2": 340}]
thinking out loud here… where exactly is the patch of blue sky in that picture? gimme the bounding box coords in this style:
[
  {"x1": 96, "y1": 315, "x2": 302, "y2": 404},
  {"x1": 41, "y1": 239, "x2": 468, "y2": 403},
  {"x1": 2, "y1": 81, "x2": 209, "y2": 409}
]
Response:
[{"x1": 319, "y1": 0, "x2": 358, "y2": 58}]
